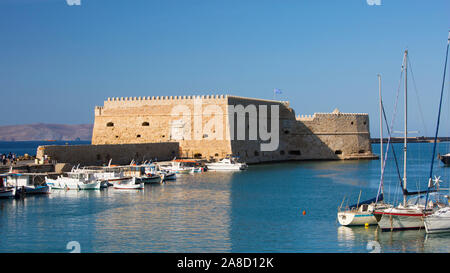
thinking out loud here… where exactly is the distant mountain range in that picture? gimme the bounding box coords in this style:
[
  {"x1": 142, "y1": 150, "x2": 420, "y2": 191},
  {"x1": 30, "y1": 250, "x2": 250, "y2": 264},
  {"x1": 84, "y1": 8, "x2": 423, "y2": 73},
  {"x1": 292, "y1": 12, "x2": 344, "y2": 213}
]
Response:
[{"x1": 0, "y1": 124, "x2": 93, "y2": 141}]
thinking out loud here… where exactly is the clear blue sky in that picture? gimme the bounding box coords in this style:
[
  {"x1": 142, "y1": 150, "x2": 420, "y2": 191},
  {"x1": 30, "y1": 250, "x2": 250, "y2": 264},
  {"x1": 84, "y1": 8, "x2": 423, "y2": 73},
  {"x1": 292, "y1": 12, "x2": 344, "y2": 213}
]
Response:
[{"x1": 0, "y1": 0, "x2": 449, "y2": 137}]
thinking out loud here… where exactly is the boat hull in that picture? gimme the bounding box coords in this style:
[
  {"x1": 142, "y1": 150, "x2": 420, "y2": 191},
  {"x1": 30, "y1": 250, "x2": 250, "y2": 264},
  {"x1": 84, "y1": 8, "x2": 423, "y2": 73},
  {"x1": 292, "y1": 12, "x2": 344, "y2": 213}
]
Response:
[
  {"x1": 78, "y1": 181, "x2": 101, "y2": 190},
  {"x1": 374, "y1": 210, "x2": 429, "y2": 231},
  {"x1": 17, "y1": 185, "x2": 51, "y2": 195},
  {"x1": 424, "y1": 216, "x2": 450, "y2": 233},
  {"x1": 162, "y1": 173, "x2": 176, "y2": 180},
  {"x1": 113, "y1": 177, "x2": 144, "y2": 190},
  {"x1": 206, "y1": 166, "x2": 245, "y2": 171},
  {"x1": 0, "y1": 188, "x2": 15, "y2": 198},
  {"x1": 206, "y1": 163, "x2": 247, "y2": 171},
  {"x1": 137, "y1": 176, "x2": 161, "y2": 184},
  {"x1": 337, "y1": 211, "x2": 378, "y2": 226},
  {"x1": 438, "y1": 154, "x2": 450, "y2": 165}
]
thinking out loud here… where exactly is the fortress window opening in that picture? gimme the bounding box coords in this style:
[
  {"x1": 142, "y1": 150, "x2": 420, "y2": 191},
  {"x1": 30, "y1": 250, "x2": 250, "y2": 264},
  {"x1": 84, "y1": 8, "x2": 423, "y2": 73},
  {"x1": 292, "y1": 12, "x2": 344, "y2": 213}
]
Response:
[{"x1": 106, "y1": 122, "x2": 114, "y2": 127}]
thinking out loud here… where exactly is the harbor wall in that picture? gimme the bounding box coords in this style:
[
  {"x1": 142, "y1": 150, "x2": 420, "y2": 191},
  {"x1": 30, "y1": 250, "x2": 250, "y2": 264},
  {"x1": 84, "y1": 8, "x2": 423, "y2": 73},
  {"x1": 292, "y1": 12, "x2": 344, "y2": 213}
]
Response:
[
  {"x1": 36, "y1": 142, "x2": 179, "y2": 166},
  {"x1": 90, "y1": 95, "x2": 375, "y2": 164}
]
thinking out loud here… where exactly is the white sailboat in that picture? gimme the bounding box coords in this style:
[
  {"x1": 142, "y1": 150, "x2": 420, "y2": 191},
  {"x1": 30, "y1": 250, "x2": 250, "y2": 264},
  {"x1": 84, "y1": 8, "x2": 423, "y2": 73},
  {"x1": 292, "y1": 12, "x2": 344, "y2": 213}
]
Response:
[
  {"x1": 337, "y1": 74, "x2": 389, "y2": 226},
  {"x1": 374, "y1": 49, "x2": 447, "y2": 231},
  {"x1": 422, "y1": 32, "x2": 450, "y2": 234}
]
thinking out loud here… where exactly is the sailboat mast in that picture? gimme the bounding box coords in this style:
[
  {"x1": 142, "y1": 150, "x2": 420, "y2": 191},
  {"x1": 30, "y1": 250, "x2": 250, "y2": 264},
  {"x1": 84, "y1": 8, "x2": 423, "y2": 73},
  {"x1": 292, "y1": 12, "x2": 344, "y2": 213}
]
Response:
[
  {"x1": 378, "y1": 74, "x2": 384, "y2": 196},
  {"x1": 403, "y1": 50, "x2": 408, "y2": 207}
]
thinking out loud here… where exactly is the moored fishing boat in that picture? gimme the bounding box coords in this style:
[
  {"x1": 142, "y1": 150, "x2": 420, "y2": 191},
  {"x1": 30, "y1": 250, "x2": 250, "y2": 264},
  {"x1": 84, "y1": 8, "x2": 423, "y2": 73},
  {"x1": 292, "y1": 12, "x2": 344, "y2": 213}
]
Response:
[
  {"x1": 159, "y1": 159, "x2": 206, "y2": 174},
  {"x1": 77, "y1": 181, "x2": 101, "y2": 190},
  {"x1": 158, "y1": 170, "x2": 176, "y2": 180},
  {"x1": 0, "y1": 187, "x2": 15, "y2": 199},
  {"x1": 16, "y1": 185, "x2": 51, "y2": 195},
  {"x1": 205, "y1": 157, "x2": 248, "y2": 171},
  {"x1": 45, "y1": 172, "x2": 101, "y2": 190},
  {"x1": 113, "y1": 177, "x2": 144, "y2": 190},
  {"x1": 2, "y1": 173, "x2": 51, "y2": 195}
]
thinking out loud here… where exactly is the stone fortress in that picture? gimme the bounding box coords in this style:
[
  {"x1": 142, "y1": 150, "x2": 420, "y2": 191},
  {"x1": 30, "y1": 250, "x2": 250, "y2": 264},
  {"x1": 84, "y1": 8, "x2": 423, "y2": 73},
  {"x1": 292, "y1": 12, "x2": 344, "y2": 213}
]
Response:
[{"x1": 75, "y1": 94, "x2": 376, "y2": 165}]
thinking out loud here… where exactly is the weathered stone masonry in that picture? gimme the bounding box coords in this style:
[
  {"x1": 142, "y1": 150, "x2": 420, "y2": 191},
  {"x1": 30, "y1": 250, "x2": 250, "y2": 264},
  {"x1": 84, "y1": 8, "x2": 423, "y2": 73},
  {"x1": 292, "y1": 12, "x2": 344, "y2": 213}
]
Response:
[{"x1": 90, "y1": 95, "x2": 375, "y2": 164}]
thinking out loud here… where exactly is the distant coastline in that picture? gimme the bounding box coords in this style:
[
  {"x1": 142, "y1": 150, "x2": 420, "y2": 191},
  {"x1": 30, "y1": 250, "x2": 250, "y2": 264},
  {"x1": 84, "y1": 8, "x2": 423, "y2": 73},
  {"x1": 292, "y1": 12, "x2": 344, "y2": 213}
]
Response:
[
  {"x1": 0, "y1": 123, "x2": 93, "y2": 141},
  {"x1": 371, "y1": 137, "x2": 450, "y2": 143}
]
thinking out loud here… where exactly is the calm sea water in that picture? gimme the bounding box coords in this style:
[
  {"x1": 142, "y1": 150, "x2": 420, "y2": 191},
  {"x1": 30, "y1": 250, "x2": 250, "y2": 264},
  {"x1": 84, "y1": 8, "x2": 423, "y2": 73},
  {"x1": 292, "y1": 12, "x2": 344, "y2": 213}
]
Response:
[
  {"x1": 2, "y1": 142, "x2": 450, "y2": 253},
  {"x1": 0, "y1": 141, "x2": 91, "y2": 156}
]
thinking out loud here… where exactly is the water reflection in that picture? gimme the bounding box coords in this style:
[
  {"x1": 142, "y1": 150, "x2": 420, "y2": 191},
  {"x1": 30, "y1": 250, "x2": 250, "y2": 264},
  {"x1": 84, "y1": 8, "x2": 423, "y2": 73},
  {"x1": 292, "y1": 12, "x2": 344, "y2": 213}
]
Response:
[
  {"x1": 90, "y1": 172, "x2": 236, "y2": 252},
  {"x1": 337, "y1": 226, "x2": 378, "y2": 250},
  {"x1": 375, "y1": 229, "x2": 426, "y2": 253},
  {"x1": 49, "y1": 189, "x2": 102, "y2": 199},
  {"x1": 336, "y1": 225, "x2": 449, "y2": 253}
]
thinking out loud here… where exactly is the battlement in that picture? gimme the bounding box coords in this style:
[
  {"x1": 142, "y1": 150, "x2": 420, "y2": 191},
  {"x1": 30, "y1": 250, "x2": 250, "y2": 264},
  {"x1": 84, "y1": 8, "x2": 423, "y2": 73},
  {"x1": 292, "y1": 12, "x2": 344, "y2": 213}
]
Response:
[
  {"x1": 296, "y1": 109, "x2": 368, "y2": 121},
  {"x1": 106, "y1": 94, "x2": 229, "y2": 103}
]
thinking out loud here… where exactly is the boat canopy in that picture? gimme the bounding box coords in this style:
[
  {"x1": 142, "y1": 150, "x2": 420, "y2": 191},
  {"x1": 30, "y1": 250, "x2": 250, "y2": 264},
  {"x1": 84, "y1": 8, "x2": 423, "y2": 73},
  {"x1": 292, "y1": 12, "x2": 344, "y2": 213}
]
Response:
[
  {"x1": 348, "y1": 194, "x2": 383, "y2": 210},
  {"x1": 406, "y1": 192, "x2": 449, "y2": 207}
]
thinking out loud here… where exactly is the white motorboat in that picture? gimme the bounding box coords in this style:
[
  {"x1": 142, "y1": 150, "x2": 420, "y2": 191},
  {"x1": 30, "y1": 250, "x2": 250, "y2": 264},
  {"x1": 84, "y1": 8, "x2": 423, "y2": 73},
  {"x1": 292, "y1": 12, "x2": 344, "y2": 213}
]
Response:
[
  {"x1": 206, "y1": 157, "x2": 248, "y2": 171},
  {"x1": 45, "y1": 176, "x2": 64, "y2": 189},
  {"x1": 136, "y1": 172, "x2": 162, "y2": 184},
  {"x1": 159, "y1": 160, "x2": 206, "y2": 174},
  {"x1": 45, "y1": 172, "x2": 101, "y2": 190},
  {"x1": 0, "y1": 187, "x2": 15, "y2": 198},
  {"x1": 113, "y1": 177, "x2": 144, "y2": 190},
  {"x1": 77, "y1": 181, "x2": 101, "y2": 190},
  {"x1": 158, "y1": 170, "x2": 176, "y2": 181}
]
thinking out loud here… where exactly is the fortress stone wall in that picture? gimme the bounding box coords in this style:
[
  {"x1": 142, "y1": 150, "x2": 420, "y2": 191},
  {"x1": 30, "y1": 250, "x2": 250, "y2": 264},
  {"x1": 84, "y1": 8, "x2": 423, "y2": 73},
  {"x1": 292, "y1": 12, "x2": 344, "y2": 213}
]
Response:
[
  {"x1": 90, "y1": 95, "x2": 375, "y2": 164},
  {"x1": 37, "y1": 142, "x2": 179, "y2": 166}
]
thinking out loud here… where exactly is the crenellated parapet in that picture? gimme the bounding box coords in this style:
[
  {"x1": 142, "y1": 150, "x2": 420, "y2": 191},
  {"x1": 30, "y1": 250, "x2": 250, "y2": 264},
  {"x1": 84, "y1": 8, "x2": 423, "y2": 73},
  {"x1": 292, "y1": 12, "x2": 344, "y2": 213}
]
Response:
[
  {"x1": 106, "y1": 94, "x2": 228, "y2": 102},
  {"x1": 98, "y1": 94, "x2": 231, "y2": 113}
]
